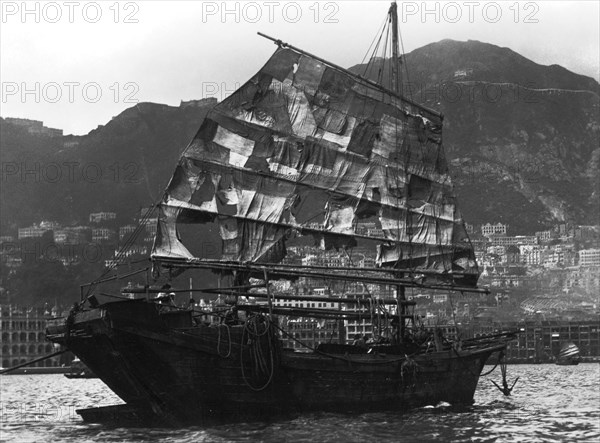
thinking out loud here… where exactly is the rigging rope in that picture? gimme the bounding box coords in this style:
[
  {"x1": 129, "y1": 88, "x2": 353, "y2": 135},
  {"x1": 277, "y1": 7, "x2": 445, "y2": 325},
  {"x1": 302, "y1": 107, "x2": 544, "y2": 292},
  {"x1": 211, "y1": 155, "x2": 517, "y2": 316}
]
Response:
[
  {"x1": 360, "y1": 14, "x2": 388, "y2": 75},
  {"x1": 83, "y1": 204, "x2": 158, "y2": 301},
  {"x1": 397, "y1": 20, "x2": 412, "y2": 101},
  {"x1": 240, "y1": 314, "x2": 277, "y2": 391}
]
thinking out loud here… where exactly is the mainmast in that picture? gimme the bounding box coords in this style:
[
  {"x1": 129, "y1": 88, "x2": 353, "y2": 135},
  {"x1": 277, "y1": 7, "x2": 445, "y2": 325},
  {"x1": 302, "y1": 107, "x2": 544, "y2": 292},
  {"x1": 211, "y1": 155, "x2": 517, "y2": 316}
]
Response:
[
  {"x1": 389, "y1": 1, "x2": 408, "y2": 343},
  {"x1": 389, "y1": 2, "x2": 402, "y2": 94}
]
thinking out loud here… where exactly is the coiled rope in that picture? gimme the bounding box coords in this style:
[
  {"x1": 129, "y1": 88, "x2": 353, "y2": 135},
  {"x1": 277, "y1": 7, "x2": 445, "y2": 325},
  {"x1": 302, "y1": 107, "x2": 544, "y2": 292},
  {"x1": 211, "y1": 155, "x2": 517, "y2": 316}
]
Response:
[{"x1": 240, "y1": 314, "x2": 277, "y2": 391}]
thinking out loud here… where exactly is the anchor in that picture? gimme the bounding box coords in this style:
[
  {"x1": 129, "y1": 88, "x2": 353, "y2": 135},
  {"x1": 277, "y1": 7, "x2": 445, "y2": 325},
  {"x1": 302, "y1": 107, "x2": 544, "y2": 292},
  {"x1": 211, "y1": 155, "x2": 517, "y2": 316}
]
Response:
[{"x1": 491, "y1": 351, "x2": 519, "y2": 396}]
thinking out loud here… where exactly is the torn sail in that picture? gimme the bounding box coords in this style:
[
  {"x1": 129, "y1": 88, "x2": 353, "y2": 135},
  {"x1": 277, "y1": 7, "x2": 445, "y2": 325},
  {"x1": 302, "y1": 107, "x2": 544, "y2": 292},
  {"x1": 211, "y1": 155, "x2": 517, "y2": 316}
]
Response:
[{"x1": 152, "y1": 46, "x2": 479, "y2": 286}]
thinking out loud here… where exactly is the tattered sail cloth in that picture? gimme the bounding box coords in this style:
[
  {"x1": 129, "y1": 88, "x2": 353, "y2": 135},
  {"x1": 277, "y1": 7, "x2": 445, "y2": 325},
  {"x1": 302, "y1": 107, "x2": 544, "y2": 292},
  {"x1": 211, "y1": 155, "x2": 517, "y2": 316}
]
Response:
[{"x1": 153, "y1": 47, "x2": 479, "y2": 286}]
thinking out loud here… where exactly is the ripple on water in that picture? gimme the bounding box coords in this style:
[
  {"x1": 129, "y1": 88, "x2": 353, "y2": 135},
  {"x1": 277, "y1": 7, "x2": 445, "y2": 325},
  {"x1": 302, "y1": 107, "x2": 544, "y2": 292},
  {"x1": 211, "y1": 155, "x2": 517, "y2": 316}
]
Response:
[{"x1": 1, "y1": 365, "x2": 599, "y2": 442}]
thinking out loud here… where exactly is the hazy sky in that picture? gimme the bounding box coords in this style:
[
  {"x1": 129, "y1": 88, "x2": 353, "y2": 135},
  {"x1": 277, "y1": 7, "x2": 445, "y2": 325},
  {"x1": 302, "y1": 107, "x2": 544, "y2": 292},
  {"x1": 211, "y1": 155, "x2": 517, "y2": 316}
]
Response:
[{"x1": 1, "y1": 0, "x2": 598, "y2": 135}]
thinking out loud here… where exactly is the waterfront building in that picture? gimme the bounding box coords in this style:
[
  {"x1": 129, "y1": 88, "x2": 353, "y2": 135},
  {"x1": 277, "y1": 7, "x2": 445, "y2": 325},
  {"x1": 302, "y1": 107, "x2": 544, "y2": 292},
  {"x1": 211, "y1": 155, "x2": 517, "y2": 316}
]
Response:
[
  {"x1": 0, "y1": 306, "x2": 64, "y2": 369},
  {"x1": 284, "y1": 318, "x2": 342, "y2": 350},
  {"x1": 272, "y1": 289, "x2": 343, "y2": 349},
  {"x1": 345, "y1": 318, "x2": 374, "y2": 343},
  {"x1": 471, "y1": 317, "x2": 600, "y2": 363}
]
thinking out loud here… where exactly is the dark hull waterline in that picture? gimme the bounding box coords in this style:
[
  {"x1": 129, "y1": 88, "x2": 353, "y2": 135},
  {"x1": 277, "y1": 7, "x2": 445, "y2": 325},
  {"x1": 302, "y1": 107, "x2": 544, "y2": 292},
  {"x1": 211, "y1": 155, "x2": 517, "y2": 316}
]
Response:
[{"x1": 47, "y1": 300, "x2": 510, "y2": 425}]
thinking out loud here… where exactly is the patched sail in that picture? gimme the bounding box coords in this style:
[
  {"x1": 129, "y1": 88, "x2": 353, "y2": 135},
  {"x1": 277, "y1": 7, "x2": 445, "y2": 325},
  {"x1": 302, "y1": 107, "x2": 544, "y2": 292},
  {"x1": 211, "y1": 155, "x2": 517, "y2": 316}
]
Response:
[{"x1": 152, "y1": 45, "x2": 479, "y2": 287}]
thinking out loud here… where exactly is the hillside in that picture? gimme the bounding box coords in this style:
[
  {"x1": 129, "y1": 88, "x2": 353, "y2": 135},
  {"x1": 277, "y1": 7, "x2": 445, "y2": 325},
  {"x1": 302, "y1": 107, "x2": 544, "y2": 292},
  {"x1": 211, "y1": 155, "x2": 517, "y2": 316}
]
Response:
[
  {"x1": 351, "y1": 39, "x2": 599, "y2": 232},
  {"x1": 1, "y1": 100, "x2": 214, "y2": 230},
  {"x1": 1, "y1": 40, "x2": 598, "y2": 234}
]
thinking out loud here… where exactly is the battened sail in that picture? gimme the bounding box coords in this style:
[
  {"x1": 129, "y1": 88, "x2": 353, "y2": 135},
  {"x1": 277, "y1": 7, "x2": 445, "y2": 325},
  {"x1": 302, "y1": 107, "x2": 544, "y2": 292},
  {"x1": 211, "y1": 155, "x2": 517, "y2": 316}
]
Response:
[
  {"x1": 152, "y1": 45, "x2": 479, "y2": 287},
  {"x1": 558, "y1": 343, "x2": 580, "y2": 359}
]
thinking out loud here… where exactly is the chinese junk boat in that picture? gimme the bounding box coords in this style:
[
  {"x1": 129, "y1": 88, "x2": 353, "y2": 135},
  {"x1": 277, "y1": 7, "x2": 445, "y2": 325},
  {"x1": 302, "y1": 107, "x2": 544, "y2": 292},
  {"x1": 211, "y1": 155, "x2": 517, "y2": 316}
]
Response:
[
  {"x1": 556, "y1": 343, "x2": 581, "y2": 366},
  {"x1": 47, "y1": 3, "x2": 516, "y2": 425}
]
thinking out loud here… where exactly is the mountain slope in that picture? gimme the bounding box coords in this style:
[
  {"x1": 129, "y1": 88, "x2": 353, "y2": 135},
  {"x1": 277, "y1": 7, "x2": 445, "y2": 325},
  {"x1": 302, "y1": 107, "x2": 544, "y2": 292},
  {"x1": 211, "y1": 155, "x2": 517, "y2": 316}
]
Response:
[
  {"x1": 351, "y1": 39, "x2": 599, "y2": 232},
  {"x1": 1, "y1": 40, "x2": 598, "y2": 235}
]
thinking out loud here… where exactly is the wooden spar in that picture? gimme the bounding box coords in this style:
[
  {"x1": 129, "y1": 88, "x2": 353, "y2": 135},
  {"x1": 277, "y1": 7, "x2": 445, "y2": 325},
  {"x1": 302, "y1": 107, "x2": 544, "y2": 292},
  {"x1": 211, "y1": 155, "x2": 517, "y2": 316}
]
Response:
[
  {"x1": 389, "y1": 1, "x2": 401, "y2": 94},
  {"x1": 239, "y1": 304, "x2": 408, "y2": 320},
  {"x1": 156, "y1": 258, "x2": 490, "y2": 294},
  {"x1": 220, "y1": 291, "x2": 416, "y2": 306},
  {"x1": 174, "y1": 257, "x2": 468, "y2": 278},
  {"x1": 124, "y1": 284, "x2": 266, "y2": 294},
  {"x1": 164, "y1": 261, "x2": 412, "y2": 286},
  {"x1": 124, "y1": 285, "x2": 416, "y2": 306},
  {"x1": 256, "y1": 32, "x2": 442, "y2": 119}
]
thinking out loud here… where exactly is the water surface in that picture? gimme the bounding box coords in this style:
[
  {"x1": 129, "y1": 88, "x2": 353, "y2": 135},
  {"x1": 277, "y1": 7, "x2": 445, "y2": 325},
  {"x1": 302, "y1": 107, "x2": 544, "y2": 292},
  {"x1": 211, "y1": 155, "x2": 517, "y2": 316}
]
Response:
[{"x1": 1, "y1": 364, "x2": 598, "y2": 442}]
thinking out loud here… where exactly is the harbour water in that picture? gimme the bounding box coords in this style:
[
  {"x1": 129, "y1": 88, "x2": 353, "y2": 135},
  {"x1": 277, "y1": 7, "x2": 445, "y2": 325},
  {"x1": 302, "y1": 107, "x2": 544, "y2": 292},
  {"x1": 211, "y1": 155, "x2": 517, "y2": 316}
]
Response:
[{"x1": 1, "y1": 364, "x2": 599, "y2": 442}]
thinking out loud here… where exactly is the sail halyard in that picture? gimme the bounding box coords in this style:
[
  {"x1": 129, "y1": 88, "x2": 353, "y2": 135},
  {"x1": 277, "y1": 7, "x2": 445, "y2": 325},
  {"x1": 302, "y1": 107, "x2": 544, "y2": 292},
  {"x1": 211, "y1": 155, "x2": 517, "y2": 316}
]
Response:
[{"x1": 151, "y1": 34, "x2": 480, "y2": 288}]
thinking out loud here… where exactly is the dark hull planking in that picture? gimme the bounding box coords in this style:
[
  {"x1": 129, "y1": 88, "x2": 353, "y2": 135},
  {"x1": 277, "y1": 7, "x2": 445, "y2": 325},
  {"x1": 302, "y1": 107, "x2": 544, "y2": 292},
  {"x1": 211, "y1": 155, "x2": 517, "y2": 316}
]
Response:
[
  {"x1": 555, "y1": 359, "x2": 580, "y2": 366},
  {"x1": 47, "y1": 299, "x2": 505, "y2": 425}
]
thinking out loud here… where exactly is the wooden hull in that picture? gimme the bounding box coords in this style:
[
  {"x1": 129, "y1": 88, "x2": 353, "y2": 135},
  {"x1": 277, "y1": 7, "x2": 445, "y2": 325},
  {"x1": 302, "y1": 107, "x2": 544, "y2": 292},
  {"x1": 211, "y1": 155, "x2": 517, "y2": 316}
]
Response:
[
  {"x1": 47, "y1": 300, "x2": 507, "y2": 425},
  {"x1": 556, "y1": 359, "x2": 580, "y2": 366},
  {"x1": 64, "y1": 373, "x2": 98, "y2": 379}
]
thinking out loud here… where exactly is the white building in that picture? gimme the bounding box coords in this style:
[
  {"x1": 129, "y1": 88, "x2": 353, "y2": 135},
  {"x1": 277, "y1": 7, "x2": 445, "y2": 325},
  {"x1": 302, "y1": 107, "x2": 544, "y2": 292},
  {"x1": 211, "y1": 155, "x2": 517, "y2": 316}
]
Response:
[
  {"x1": 519, "y1": 245, "x2": 541, "y2": 265},
  {"x1": 579, "y1": 249, "x2": 600, "y2": 267},
  {"x1": 481, "y1": 223, "x2": 507, "y2": 237},
  {"x1": 92, "y1": 228, "x2": 116, "y2": 242},
  {"x1": 119, "y1": 225, "x2": 137, "y2": 241},
  {"x1": 535, "y1": 230, "x2": 552, "y2": 242},
  {"x1": 89, "y1": 212, "x2": 116, "y2": 223},
  {"x1": 18, "y1": 226, "x2": 47, "y2": 239},
  {"x1": 489, "y1": 235, "x2": 537, "y2": 246}
]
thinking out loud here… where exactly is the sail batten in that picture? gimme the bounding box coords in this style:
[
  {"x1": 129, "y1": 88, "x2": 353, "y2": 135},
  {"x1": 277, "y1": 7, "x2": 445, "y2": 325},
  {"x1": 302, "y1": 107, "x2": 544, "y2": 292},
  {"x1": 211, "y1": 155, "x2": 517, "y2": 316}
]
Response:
[
  {"x1": 162, "y1": 196, "x2": 471, "y2": 251},
  {"x1": 167, "y1": 155, "x2": 461, "y2": 225},
  {"x1": 153, "y1": 45, "x2": 479, "y2": 286}
]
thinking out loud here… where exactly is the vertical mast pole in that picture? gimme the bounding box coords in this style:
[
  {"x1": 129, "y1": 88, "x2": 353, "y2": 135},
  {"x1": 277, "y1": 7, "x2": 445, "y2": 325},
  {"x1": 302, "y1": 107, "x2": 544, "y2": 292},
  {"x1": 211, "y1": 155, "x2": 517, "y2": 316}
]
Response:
[
  {"x1": 389, "y1": 2, "x2": 402, "y2": 94},
  {"x1": 390, "y1": 2, "x2": 407, "y2": 342}
]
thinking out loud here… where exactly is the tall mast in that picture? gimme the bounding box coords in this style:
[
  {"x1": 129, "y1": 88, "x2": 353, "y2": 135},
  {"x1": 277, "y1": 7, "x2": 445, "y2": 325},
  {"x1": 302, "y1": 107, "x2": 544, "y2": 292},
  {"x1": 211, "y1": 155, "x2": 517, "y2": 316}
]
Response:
[
  {"x1": 389, "y1": 2, "x2": 407, "y2": 343},
  {"x1": 389, "y1": 2, "x2": 402, "y2": 94}
]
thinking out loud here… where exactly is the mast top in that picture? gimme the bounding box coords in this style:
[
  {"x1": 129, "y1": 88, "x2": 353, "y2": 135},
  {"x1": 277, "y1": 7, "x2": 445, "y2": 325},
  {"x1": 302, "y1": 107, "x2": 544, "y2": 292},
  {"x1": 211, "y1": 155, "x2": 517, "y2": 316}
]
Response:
[
  {"x1": 256, "y1": 31, "x2": 441, "y2": 118},
  {"x1": 389, "y1": 1, "x2": 401, "y2": 95}
]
